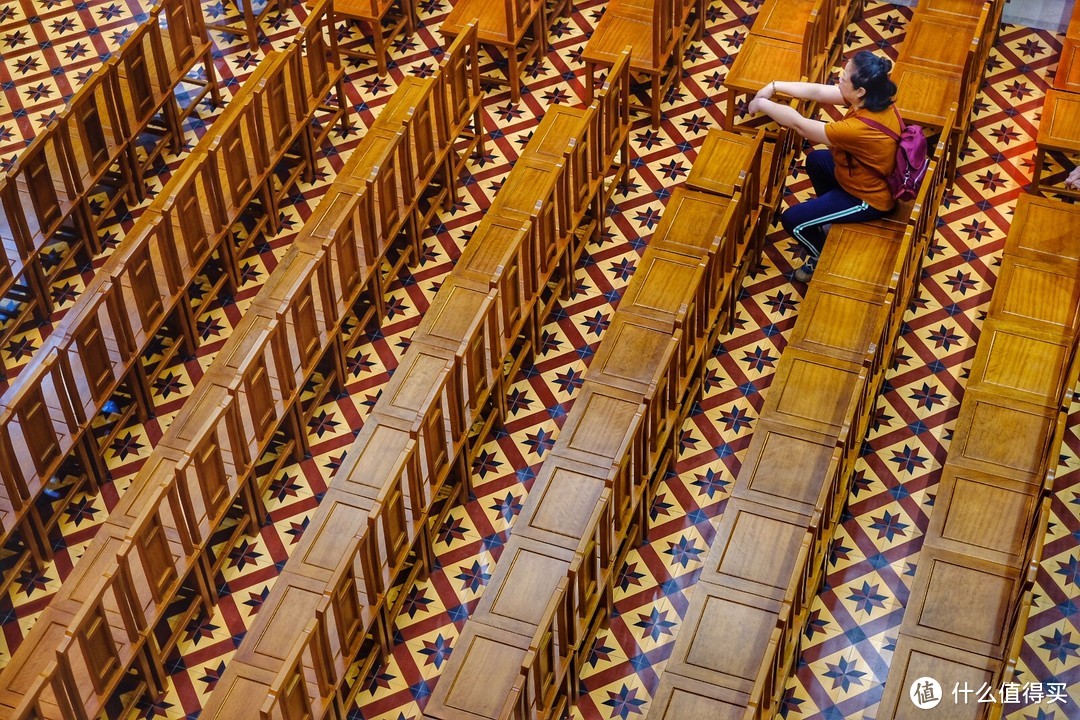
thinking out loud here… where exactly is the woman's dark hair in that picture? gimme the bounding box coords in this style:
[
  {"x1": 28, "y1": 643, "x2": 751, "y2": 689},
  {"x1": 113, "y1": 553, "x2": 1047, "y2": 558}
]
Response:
[{"x1": 848, "y1": 51, "x2": 897, "y2": 112}]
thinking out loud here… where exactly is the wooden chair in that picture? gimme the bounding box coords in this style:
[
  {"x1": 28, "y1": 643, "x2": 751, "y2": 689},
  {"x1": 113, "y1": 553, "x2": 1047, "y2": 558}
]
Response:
[
  {"x1": 734, "y1": 417, "x2": 844, "y2": 518},
  {"x1": 589, "y1": 315, "x2": 680, "y2": 474},
  {"x1": 647, "y1": 672, "x2": 752, "y2": 720},
  {"x1": 206, "y1": 0, "x2": 287, "y2": 49},
  {"x1": 665, "y1": 581, "x2": 787, "y2": 698},
  {"x1": 438, "y1": 21, "x2": 487, "y2": 186},
  {"x1": 1032, "y1": 89, "x2": 1080, "y2": 198},
  {"x1": 595, "y1": 48, "x2": 632, "y2": 198},
  {"x1": 441, "y1": 0, "x2": 546, "y2": 103},
  {"x1": 723, "y1": 0, "x2": 829, "y2": 131},
  {"x1": 924, "y1": 461, "x2": 1044, "y2": 570},
  {"x1": 892, "y1": 8, "x2": 985, "y2": 156},
  {"x1": 53, "y1": 569, "x2": 159, "y2": 720},
  {"x1": 120, "y1": 480, "x2": 213, "y2": 659},
  {"x1": 61, "y1": 62, "x2": 138, "y2": 242},
  {"x1": 988, "y1": 254, "x2": 1080, "y2": 338},
  {"x1": 877, "y1": 635, "x2": 997, "y2": 719},
  {"x1": 425, "y1": 619, "x2": 534, "y2": 719},
  {"x1": 582, "y1": 1, "x2": 678, "y2": 129},
  {"x1": 157, "y1": 0, "x2": 222, "y2": 115},
  {"x1": 113, "y1": 23, "x2": 185, "y2": 182},
  {"x1": 296, "y1": 0, "x2": 350, "y2": 161},
  {"x1": 413, "y1": 279, "x2": 501, "y2": 438},
  {"x1": 331, "y1": 0, "x2": 415, "y2": 75},
  {"x1": 0, "y1": 178, "x2": 50, "y2": 328},
  {"x1": 948, "y1": 388, "x2": 1059, "y2": 485},
  {"x1": 204, "y1": 93, "x2": 276, "y2": 285},
  {"x1": 1005, "y1": 193, "x2": 1080, "y2": 268}
]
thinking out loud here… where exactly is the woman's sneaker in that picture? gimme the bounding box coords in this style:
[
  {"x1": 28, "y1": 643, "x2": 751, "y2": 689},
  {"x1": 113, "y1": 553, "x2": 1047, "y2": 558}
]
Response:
[{"x1": 794, "y1": 257, "x2": 817, "y2": 283}]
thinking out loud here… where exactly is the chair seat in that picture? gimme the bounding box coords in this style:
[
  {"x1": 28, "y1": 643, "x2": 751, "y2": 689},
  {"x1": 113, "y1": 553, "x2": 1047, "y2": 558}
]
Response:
[
  {"x1": 1040, "y1": 89, "x2": 1080, "y2": 154},
  {"x1": 891, "y1": 60, "x2": 959, "y2": 133},
  {"x1": 580, "y1": 11, "x2": 665, "y2": 71},
  {"x1": 752, "y1": 0, "x2": 816, "y2": 43},
  {"x1": 916, "y1": 0, "x2": 984, "y2": 20},
  {"x1": 442, "y1": 0, "x2": 536, "y2": 44},
  {"x1": 898, "y1": 13, "x2": 975, "y2": 73},
  {"x1": 686, "y1": 128, "x2": 759, "y2": 197},
  {"x1": 724, "y1": 35, "x2": 803, "y2": 94},
  {"x1": 1056, "y1": 38, "x2": 1080, "y2": 92},
  {"x1": 336, "y1": 0, "x2": 395, "y2": 21}
]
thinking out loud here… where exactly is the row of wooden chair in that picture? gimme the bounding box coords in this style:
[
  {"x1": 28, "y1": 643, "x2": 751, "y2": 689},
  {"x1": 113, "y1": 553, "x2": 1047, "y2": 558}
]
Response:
[
  {"x1": 722, "y1": 0, "x2": 860, "y2": 132},
  {"x1": 579, "y1": 0, "x2": 706, "y2": 127},
  {"x1": 891, "y1": 0, "x2": 1001, "y2": 179},
  {"x1": 0, "y1": 0, "x2": 220, "y2": 382},
  {"x1": 199, "y1": 39, "x2": 632, "y2": 720},
  {"x1": 647, "y1": 113, "x2": 956, "y2": 720},
  {"x1": 876, "y1": 191, "x2": 1080, "y2": 720},
  {"x1": 425, "y1": 61, "x2": 765, "y2": 720},
  {"x1": 1032, "y1": 0, "x2": 1080, "y2": 197},
  {"x1": 0, "y1": 20, "x2": 487, "y2": 719},
  {"x1": 0, "y1": 0, "x2": 349, "y2": 689}
]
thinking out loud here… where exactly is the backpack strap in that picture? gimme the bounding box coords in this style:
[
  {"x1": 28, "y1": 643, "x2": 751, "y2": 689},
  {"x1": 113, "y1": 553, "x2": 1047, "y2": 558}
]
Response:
[{"x1": 855, "y1": 112, "x2": 901, "y2": 141}]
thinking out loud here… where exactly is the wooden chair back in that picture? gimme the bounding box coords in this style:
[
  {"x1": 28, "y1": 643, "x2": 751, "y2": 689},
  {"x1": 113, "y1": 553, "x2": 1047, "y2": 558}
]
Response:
[
  {"x1": 158, "y1": 159, "x2": 227, "y2": 273},
  {"x1": 58, "y1": 286, "x2": 130, "y2": 424},
  {"x1": 0, "y1": 355, "x2": 78, "y2": 502},
  {"x1": 596, "y1": 48, "x2": 631, "y2": 170},
  {"x1": 119, "y1": 480, "x2": 191, "y2": 625},
  {"x1": 440, "y1": 21, "x2": 482, "y2": 141},
  {"x1": 206, "y1": 96, "x2": 268, "y2": 220},
  {"x1": 63, "y1": 62, "x2": 127, "y2": 189},
  {"x1": 297, "y1": 0, "x2": 343, "y2": 111},
  {"x1": 652, "y1": 0, "x2": 675, "y2": 68},
  {"x1": 114, "y1": 21, "x2": 171, "y2": 130},
  {"x1": 12, "y1": 130, "x2": 78, "y2": 247},
  {"x1": 172, "y1": 396, "x2": 249, "y2": 544},
  {"x1": 54, "y1": 569, "x2": 142, "y2": 720},
  {"x1": 157, "y1": 0, "x2": 203, "y2": 80}
]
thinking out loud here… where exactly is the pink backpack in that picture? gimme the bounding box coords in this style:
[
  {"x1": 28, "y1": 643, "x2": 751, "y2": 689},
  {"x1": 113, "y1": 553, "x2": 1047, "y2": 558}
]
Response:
[{"x1": 856, "y1": 106, "x2": 929, "y2": 202}]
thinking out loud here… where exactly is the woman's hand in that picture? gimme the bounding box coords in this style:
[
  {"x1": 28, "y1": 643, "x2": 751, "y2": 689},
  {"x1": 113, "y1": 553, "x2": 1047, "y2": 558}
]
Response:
[
  {"x1": 754, "y1": 81, "x2": 776, "y2": 102},
  {"x1": 1067, "y1": 166, "x2": 1080, "y2": 191}
]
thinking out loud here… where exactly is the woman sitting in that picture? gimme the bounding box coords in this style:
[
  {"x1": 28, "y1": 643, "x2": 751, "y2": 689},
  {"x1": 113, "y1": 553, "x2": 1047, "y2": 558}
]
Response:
[{"x1": 749, "y1": 51, "x2": 901, "y2": 282}]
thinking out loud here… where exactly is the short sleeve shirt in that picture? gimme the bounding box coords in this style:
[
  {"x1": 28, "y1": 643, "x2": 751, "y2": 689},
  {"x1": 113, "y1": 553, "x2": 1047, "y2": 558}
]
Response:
[{"x1": 824, "y1": 105, "x2": 902, "y2": 211}]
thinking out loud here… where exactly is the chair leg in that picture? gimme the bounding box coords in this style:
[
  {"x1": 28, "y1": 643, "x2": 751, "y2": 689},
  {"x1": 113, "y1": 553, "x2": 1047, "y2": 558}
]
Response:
[
  {"x1": 651, "y1": 74, "x2": 661, "y2": 129},
  {"x1": 1032, "y1": 147, "x2": 1045, "y2": 196},
  {"x1": 724, "y1": 91, "x2": 736, "y2": 132},
  {"x1": 374, "y1": 23, "x2": 389, "y2": 76},
  {"x1": 205, "y1": 54, "x2": 223, "y2": 107},
  {"x1": 585, "y1": 63, "x2": 596, "y2": 103},
  {"x1": 508, "y1": 47, "x2": 521, "y2": 102}
]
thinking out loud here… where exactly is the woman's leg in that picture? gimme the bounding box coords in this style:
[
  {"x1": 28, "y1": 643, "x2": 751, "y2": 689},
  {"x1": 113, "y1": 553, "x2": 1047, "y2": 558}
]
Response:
[
  {"x1": 780, "y1": 189, "x2": 885, "y2": 270},
  {"x1": 805, "y1": 149, "x2": 841, "y2": 196}
]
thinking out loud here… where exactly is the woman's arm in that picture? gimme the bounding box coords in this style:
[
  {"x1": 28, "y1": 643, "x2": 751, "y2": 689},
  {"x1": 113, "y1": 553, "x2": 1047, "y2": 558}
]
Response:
[
  {"x1": 755, "y1": 80, "x2": 844, "y2": 105},
  {"x1": 747, "y1": 97, "x2": 829, "y2": 146}
]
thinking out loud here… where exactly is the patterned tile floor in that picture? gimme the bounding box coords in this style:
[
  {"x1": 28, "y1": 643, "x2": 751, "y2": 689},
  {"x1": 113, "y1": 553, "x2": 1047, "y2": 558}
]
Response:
[{"x1": 1, "y1": 0, "x2": 1079, "y2": 719}]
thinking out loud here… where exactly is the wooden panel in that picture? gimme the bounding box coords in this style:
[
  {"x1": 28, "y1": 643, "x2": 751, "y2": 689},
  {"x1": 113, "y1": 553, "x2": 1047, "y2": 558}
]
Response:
[
  {"x1": 647, "y1": 671, "x2": 749, "y2": 720},
  {"x1": 877, "y1": 635, "x2": 996, "y2": 719},
  {"x1": 990, "y1": 256, "x2": 1080, "y2": 335},
  {"x1": 1005, "y1": 194, "x2": 1080, "y2": 266},
  {"x1": 426, "y1": 622, "x2": 531, "y2": 720},
  {"x1": 926, "y1": 462, "x2": 1040, "y2": 567},
  {"x1": 473, "y1": 536, "x2": 571, "y2": 637},
  {"x1": 734, "y1": 418, "x2": 837, "y2": 516},
  {"x1": 905, "y1": 545, "x2": 1020, "y2": 657},
  {"x1": 518, "y1": 457, "x2": 608, "y2": 548},
  {"x1": 950, "y1": 389, "x2": 1056, "y2": 483},
  {"x1": 700, "y1": 498, "x2": 810, "y2": 600},
  {"x1": 759, "y1": 348, "x2": 864, "y2": 435},
  {"x1": 667, "y1": 582, "x2": 779, "y2": 694},
  {"x1": 967, "y1": 318, "x2": 1071, "y2": 405}
]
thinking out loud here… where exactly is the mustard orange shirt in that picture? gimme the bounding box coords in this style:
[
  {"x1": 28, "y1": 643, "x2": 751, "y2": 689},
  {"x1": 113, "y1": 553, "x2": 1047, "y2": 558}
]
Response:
[{"x1": 824, "y1": 105, "x2": 902, "y2": 212}]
